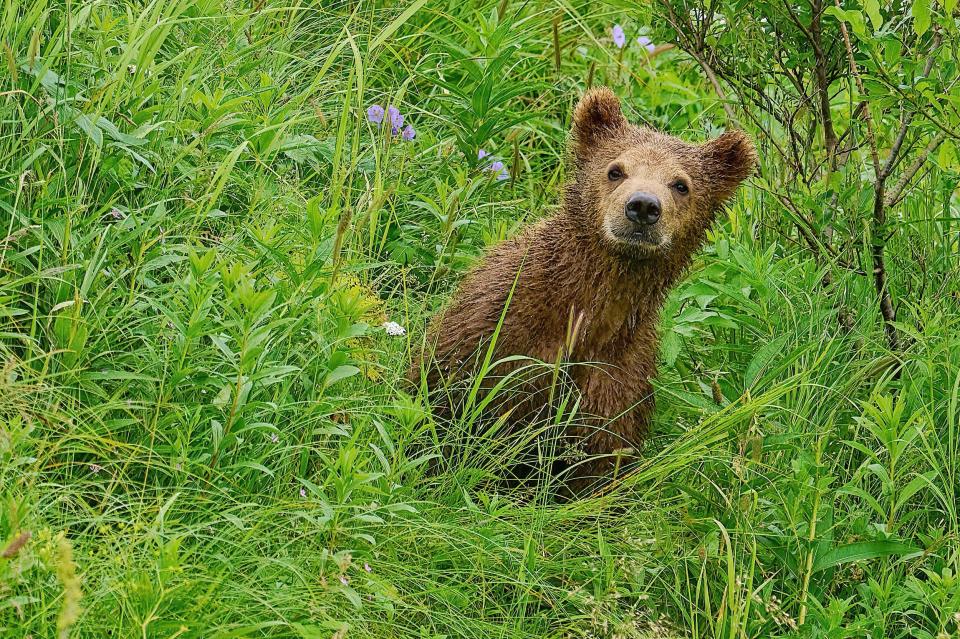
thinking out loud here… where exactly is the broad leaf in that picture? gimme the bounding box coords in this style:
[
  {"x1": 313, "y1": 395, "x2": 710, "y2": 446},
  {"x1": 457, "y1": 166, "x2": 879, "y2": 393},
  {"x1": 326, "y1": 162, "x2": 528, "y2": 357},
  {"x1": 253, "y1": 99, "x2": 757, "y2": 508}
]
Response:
[
  {"x1": 813, "y1": 540, "x2": 920, "y2": 573},
  {"x1": 912, "y1": 0, "x2": 931, "y2": 35}
]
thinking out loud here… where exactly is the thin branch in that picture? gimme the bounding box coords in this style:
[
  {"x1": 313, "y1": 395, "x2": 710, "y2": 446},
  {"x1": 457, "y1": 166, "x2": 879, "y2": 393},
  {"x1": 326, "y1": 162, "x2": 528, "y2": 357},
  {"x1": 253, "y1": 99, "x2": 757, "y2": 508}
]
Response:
[
  {"x1": 756, "y1": 183, "x2": 867, "y2": 275},
  {"x1": 884, "y1": 131, "x2": 947, "y2": 208},
  {"x1": 686, "y1": 47, "x2": 740, "y2": 127},
  {"x1": 881, "y1": 108, "x2": 911, "y2": 181},
  {"x1": 835, "y1": 0, "x2": 898, "y2": 350},
  {"x1": 835, "y1": 5, "x2": 880, "y2": 175},
  {"x1": 880, "y1": 31, "x2": 942, "y2": 180},
  {"x1": 808, "y1": 0, "x2": 839, "y2": 165}
]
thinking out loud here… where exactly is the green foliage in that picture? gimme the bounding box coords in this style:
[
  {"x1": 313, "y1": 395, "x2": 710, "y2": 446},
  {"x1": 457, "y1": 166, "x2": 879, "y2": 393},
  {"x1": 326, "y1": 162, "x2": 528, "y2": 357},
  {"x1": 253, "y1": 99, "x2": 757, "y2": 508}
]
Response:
[{"x1": 0, "y1": 1, "x2": 958, "y2": 637}]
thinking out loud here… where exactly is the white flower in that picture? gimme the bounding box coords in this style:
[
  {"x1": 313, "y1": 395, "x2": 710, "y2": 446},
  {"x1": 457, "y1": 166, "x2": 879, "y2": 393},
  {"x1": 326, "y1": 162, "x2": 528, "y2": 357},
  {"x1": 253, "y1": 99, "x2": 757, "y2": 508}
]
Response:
[{"x1": 382, "y1": 321, "x2": 406, "y2": 337}]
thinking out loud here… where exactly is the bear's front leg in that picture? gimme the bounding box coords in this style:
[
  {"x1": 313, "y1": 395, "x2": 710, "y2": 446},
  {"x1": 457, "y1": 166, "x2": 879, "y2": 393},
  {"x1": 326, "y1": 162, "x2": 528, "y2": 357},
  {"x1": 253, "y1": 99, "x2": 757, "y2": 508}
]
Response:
[{"x1": 560, "y1": 362, "x2": 654, "y2": 495}]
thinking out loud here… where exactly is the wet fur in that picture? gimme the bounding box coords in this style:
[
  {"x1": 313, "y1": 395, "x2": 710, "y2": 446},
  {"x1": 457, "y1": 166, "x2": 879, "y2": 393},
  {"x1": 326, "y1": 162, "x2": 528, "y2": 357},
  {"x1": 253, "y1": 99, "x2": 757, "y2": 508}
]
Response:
[{"x1": 410, "y1": 88, "x2": 756, "y2": 494}]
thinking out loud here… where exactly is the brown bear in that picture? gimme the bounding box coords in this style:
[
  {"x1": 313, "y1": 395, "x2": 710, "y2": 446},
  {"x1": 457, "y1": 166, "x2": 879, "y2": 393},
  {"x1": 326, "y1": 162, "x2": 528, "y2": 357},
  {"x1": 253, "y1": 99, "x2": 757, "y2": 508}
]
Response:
[{"x1": 410, "y1": 87, "x2": 756, "y2": 494}]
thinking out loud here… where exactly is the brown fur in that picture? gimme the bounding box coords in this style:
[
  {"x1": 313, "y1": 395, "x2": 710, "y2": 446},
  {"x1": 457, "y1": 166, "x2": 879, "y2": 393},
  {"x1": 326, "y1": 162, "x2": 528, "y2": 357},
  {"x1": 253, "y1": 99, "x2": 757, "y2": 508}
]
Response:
[{"x1": 410, "y1": 88, "x2": 756, "y2": 493}]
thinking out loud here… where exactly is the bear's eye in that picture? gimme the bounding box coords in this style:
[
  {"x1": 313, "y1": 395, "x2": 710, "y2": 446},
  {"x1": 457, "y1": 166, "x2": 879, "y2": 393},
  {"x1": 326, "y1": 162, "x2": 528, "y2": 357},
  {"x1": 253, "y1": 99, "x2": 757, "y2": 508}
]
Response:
[
  {"x1": 671, "y1": 180, "x2": 690, "y2": 195},
  {"x1": 607, "y1": 166, "x2": 624, "y2": 181}
]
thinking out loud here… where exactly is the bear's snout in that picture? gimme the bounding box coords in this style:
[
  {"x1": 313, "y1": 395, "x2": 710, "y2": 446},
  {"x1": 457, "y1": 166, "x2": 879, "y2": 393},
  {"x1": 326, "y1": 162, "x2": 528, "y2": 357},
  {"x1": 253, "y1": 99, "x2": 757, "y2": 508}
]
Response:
[{"x1": 624, "y1": 192, "x2": 661, "y2": 226}]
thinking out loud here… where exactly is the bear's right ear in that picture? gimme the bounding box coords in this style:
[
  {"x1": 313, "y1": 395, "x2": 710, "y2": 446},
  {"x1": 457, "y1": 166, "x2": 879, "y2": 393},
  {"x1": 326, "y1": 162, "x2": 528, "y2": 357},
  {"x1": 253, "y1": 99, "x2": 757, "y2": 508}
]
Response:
[{"x1": 571, "y1": 87, "x2": 627, "y2": 158}]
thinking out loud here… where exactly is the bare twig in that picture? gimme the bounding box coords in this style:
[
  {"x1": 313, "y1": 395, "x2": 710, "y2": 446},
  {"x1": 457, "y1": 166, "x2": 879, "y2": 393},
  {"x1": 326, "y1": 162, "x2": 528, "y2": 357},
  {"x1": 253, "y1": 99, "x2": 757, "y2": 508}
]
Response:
[
  {"x1": 882, "y1": 108, "x2": 911, "y2": 181},
  {"x1": 884, "y1": 131, "x2": 948, "y2": 208},
  {"x1": 660, "y1": 1, "x2": 739, "y2": 127},
  {"x1": 687, "y1": 47, "x2": 740, "y2": 126}
]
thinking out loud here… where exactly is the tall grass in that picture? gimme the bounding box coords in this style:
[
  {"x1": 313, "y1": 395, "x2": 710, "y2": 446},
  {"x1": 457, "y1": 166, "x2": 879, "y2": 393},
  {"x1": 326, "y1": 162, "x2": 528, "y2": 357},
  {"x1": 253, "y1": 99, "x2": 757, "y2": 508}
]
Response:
[{"x1": 1, "y1": 1, "x2": 958, "y2": 637}]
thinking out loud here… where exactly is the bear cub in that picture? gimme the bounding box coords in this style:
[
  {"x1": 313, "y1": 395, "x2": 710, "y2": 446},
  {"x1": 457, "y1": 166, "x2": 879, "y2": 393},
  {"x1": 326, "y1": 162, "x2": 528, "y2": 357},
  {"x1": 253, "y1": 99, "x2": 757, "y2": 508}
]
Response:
[{"x1": 411, "y1": 87, "x2": 757, "y2": 494}]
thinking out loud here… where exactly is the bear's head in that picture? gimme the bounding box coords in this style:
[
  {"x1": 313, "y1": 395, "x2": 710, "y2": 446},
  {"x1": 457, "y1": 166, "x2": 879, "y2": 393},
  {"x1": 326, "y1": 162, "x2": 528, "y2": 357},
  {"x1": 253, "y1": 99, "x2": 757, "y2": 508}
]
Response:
[{"x1": 569, "y1": 87, "x2": 757, "y2": 259}]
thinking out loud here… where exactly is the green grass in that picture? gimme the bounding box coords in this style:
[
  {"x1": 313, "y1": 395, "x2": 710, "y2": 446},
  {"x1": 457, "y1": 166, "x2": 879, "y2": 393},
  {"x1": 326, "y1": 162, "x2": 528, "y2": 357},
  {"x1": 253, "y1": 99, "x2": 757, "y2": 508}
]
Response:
[{"x1": 1, "y1": 1, "x2": 959, "y2": 637}]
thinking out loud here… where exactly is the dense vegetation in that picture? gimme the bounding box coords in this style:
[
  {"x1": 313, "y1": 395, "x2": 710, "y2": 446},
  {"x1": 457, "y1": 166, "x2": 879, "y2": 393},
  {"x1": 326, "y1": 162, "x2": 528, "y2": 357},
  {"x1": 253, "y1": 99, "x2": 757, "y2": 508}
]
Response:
[{"x1": 1, "y1": 1, "x2": 959, "y2": 637}]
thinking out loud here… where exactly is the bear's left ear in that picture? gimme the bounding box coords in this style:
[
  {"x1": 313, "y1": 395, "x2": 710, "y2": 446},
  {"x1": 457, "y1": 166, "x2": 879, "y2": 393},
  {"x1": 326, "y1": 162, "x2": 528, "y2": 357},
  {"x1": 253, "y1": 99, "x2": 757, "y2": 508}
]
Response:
[
  {"x1": 700, "y1": 130, "x2": 758, "y2": 201},
  {"x1": 571, "y1": 87, "x2": 628, "y2": 158}
]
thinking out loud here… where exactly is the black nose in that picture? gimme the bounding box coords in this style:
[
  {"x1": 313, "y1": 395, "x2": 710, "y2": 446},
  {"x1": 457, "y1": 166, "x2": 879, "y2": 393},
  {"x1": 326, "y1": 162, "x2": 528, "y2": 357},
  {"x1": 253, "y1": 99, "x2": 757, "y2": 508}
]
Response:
[{"x1": 625, "y1": 192, "x2": 661, "y2": 225}]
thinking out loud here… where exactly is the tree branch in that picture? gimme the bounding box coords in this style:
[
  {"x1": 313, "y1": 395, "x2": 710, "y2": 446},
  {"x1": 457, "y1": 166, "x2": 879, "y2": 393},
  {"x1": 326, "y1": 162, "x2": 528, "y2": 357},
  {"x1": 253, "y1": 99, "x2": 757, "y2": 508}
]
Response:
[
  {"x1": 880, "y1": 31, "x2": 942, "y2": 181},
  {"x1": 686, "y1": 47, "x2": 741, "y2": 127},
  {"x1": 808, "y1": 0, "x2": 839, "y2": 166},
  {"x1": 835, "y1": 0, "x2": 898, "y2": 350},
  {"x1": 884, "y1": 131, "x2": 947, "y2": 208}
]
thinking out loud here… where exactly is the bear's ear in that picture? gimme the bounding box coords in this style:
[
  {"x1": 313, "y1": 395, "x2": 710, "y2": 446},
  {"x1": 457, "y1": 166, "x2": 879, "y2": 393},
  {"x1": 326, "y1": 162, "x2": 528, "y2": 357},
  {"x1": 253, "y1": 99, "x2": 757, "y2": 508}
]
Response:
[
  {"x1": 571, "y1": 87, "x2": 628, "y2": 157},
  {"x1": 700, "y1": 130, "x2": 758, "y2": 201}
]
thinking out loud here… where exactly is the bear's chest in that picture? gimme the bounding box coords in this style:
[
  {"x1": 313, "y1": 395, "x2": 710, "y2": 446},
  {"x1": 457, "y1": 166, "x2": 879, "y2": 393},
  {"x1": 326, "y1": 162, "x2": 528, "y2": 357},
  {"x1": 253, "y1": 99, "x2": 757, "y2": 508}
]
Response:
[{"x1": 565, "y1": 293, "x2": 650, "y2": 361}]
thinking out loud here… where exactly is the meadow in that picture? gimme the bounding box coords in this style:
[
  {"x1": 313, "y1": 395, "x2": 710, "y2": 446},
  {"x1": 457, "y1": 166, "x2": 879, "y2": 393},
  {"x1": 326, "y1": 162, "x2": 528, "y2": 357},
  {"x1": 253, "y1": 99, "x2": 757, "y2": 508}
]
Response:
[{"x1": 1, "y1": 1, "x2": 959, "y2": 637}]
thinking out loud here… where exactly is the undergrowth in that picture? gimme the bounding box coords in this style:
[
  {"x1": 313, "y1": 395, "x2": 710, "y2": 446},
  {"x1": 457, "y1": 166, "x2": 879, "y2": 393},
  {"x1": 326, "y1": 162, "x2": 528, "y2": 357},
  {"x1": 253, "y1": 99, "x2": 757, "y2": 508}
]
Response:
[{"x1": 1, "y1": 1, "x2": 958, "y2": 637}]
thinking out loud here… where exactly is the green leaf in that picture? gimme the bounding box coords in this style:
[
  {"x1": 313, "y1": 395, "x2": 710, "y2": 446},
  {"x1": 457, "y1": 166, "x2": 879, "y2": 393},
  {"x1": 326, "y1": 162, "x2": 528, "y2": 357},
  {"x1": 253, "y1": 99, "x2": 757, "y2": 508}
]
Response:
[
  {"x1": 338, "y1": 583, "x2": 362, "y2": 609},
  {"x1": 212, "y1": 382, "x2": 232, "y2": 408},
  {"x1": 324, "y1": 365, "x2": 360, "y2": 389},
  {"x1": 228, "y1": 461, "x2": 275, "y2": 477},
  {"x1": 661, "y1": 330, "x2": 681, "y2": 367},
  {"x1": 937, "y1": 139, "x2": 955, "y2": 168},
  {"x1": 661, "y1": 387, "x2": 719, "y2": 412},
  {"x1": 368, "y1": 0, "x2": 429, "y2": 52},
  {"x1": 825, "y1": 7, "x2": 868, "y2": 38},
  {"x1": 895, "y1": 471, "x2": 936, "y2": 512},
  {"x1": 744, "y1": 334, "x2": 789, "y2": 390},
  {"x1": 838, "y1": 484, "x2": 886, "y2": 520},
  {"x1": 72, "y1": 112, "x2": 103, "y2": 147},
  {"x1": 813, "y1": 540, "x2": 920, "y2": 573},
  {"x1": 864, "y1": 0, "x2": 882, "y2": 30},
  {"x1": 282, "y1": 133, "x2": 323, "y2": 165},
  {"x1": 96, "y1": 115, "x2": 147, "y2": 146},
  {"x1": 675, "y1": 307, "x2": 716, "y2": 324},
  {"x1": 911, "y1": 0, "x2": 931, "y2": 35}
]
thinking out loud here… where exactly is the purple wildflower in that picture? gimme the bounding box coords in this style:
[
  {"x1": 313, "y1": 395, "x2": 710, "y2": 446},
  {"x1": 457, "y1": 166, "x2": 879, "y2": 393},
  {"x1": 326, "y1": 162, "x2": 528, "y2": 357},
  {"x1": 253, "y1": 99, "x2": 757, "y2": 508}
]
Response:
[
  {"x1": 401, "y1": 124, "x2": 416, "y2": 141},
  {"x1": 477, "y1": 149, "x2": 509, "y2": 180},
  {"x1": 299, "y1": 487, "x2": 307, "y2": 498},
  {"x1": 364, "y1": 562, "x2": 372, "y2": 573},
  {"x1": 612, "y1": 24, "x2": 626, "y2": 48},
  {"x1": 637, "y1": 35, "x2": 655, "y2": 53},
  {"x1": 339, "y1": 575, "x2": 349, "y2": 586},
  {"x1": 486, "y1": 160, "x2": 509, "y2": 180},
  {"x1": 367, "y1": 105, "x2": 384, "y2": 124},
  {"x1": 387, "y1": 106, "x2": 403, "y2": 133}
]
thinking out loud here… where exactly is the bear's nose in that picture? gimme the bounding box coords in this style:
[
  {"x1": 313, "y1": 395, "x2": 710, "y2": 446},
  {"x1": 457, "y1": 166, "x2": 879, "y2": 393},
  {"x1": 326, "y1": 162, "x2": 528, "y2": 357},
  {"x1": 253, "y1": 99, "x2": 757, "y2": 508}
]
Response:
[{"x1": 625, "y1": 192, "x2": 661, "y2": 225}]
